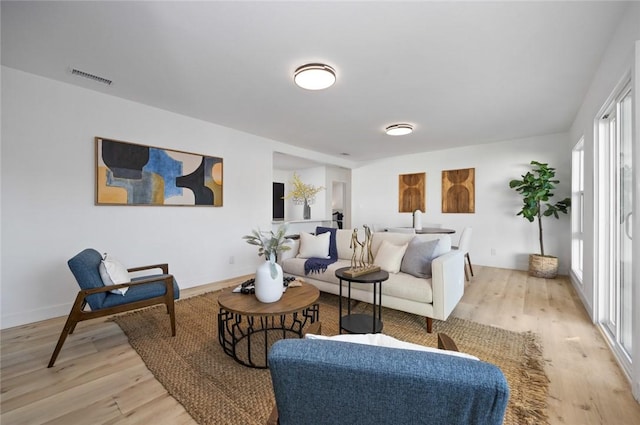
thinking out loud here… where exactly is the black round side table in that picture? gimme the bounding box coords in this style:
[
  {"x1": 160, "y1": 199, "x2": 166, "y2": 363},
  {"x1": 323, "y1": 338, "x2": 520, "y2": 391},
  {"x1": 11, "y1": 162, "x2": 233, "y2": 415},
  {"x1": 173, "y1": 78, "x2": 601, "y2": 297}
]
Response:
[{"x1": 335, "y1": 267, "x2": 389, "y2": 334}]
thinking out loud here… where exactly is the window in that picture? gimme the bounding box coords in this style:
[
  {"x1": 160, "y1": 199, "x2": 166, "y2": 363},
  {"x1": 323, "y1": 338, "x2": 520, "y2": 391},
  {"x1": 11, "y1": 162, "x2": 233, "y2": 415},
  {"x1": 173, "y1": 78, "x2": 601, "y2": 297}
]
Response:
[
  {"x1": 571, "y1": 137, "x2": 585, "y2": 283},
  {"x1": 596, "y1": 79, "x2": 633, "y2": 366}
]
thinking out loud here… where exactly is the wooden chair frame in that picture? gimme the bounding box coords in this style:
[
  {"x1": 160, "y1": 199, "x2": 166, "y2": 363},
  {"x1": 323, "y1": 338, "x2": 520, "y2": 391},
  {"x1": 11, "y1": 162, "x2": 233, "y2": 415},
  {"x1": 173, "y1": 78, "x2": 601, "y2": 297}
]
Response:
[
  {"x1": 464, "y1": 252, "x2": 474, "y2": 281},
  {"x1": 48, "y1": 263, "x2": 176, "y2": 368}
]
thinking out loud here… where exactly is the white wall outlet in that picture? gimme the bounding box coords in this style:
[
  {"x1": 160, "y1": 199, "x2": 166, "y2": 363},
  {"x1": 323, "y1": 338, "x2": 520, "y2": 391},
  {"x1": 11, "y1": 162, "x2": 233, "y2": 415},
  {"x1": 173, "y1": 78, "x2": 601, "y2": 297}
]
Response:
[
  {"x1": 229, "y1": 256, "x2": 235, "y2": 264},
  {"x1": 490, "y1": 248, "x2": 497, "y2": 256}
]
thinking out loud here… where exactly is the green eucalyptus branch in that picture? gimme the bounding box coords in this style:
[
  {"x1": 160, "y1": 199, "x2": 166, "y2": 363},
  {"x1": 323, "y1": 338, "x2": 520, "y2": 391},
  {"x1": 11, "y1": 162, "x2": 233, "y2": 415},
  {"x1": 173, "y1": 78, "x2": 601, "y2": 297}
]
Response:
[{"x1": 242, "y1": 224, "x2": 291, "y2": 278}]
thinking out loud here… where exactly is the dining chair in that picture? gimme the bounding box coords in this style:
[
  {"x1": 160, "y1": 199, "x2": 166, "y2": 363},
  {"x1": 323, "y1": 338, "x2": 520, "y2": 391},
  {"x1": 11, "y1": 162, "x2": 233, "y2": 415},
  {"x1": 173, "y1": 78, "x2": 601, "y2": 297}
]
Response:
[{"x1": 453, "y1": 227, "x2": 474, "y2": 281}]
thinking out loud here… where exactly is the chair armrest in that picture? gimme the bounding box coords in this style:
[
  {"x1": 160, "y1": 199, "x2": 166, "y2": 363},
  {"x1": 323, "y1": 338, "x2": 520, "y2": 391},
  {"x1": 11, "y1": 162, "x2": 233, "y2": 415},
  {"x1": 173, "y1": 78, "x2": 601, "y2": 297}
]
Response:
[
  {"x1": 80, "y1": 274, "x2": 174, "y2": 295},
  {"x1": 128, "y1": 263, "x2": 169, "y2": 274},
  {"x1": 437, "y1": 333, "x2": 459, "y2": 351},
  {"x1": 430, "y1": 250, "x2": 465, "y2": 320}
]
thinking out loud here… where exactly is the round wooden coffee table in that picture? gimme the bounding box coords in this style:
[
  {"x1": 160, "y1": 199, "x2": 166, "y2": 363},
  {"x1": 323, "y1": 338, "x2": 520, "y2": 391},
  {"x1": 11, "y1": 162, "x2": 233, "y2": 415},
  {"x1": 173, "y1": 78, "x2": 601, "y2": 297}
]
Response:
[{"x1": 217, "y1": 282, "x2": 320, "y2": 368}]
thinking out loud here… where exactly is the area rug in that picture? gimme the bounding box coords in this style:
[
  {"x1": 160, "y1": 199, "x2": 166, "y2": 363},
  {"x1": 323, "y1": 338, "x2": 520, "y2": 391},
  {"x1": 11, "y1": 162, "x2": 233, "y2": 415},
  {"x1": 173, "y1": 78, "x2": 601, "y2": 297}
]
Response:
[{"x1": 112, "y1": 290, "x2": 549, "y2": 425}]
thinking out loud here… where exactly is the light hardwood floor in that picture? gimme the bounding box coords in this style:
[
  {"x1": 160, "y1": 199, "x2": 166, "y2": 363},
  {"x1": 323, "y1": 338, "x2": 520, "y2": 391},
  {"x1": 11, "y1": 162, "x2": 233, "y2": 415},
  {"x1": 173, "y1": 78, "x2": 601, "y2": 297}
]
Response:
[{"x1": 2, "y1": 267, "x2": 640, "y2": 424}]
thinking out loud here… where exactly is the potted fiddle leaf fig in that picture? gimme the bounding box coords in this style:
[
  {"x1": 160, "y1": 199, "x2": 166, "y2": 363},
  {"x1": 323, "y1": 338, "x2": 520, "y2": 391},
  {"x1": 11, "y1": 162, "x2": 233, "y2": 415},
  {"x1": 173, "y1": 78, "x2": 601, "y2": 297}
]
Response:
[{"x1": 509, "y1": 161, "x2": 571, "y2": 278}]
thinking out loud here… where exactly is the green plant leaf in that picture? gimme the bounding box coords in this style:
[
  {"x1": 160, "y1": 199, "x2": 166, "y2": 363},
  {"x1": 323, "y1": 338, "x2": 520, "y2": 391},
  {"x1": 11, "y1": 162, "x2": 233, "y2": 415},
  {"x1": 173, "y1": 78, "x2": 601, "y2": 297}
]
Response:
[
  {"x1": 510, "y1": 161, "x2": 571, "y2": 255},
  {"x1": 243, "y1": 223, "x2": 290, "y2": 262}
]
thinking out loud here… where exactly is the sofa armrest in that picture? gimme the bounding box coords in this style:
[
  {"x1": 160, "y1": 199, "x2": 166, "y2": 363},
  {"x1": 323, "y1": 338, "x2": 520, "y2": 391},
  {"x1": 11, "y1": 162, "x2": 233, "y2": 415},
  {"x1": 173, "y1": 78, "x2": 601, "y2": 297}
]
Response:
[{"x1": 430, "y1": 250, "x2": 465, "y2": 321}]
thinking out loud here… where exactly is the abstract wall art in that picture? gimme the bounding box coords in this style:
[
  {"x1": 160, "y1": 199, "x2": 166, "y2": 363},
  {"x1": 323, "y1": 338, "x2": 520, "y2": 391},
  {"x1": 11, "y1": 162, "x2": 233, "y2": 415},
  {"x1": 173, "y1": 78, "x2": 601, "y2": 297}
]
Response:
[
  {"x1": 96, "y1": 137, "x2": 223, "y2": 206},
  {"x1": 442, "y1": 168, "x2": 475, "y2": 213},
  {"x1": 398, "y1": 172, "x2": 426, "y2": 213}
]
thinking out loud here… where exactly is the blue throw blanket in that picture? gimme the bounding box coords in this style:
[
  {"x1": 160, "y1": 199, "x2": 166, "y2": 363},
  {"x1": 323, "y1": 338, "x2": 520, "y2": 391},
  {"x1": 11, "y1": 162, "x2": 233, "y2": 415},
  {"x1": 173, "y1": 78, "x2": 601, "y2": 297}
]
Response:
[{"x1": 304, "y1": 227, "x2": 338, "y2": 275}]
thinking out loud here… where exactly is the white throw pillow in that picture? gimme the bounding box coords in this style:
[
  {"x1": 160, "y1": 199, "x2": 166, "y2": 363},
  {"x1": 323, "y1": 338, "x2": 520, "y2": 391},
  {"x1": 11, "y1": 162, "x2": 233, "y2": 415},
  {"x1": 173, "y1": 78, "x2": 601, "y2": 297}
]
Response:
[
  {"x1": 374, "y1": 240, "x2": 408, "y2": 273},
  {"x1": 305, "y1": 333, "x2": 479, "y2": 361},
  {"x1": 297, "y1": 232, "x2": 331, "y2": 259},
  {"x1": 99, "y1": 253, "x2": 130, "y2": 295}
]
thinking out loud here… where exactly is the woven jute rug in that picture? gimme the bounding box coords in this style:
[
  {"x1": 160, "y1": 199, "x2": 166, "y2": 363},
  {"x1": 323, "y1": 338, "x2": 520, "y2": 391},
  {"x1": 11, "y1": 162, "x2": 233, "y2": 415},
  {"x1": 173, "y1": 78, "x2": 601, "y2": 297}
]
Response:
[{"x1": 112, "y1": 290, "x2": 549, "y2": 425}]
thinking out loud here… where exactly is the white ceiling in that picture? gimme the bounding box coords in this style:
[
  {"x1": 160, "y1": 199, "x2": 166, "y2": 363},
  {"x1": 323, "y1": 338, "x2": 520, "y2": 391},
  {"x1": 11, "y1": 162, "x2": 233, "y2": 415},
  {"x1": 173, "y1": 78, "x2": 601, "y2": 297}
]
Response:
[{"x1": 1, "y1": 1, "x2": 629, "y2": 163}]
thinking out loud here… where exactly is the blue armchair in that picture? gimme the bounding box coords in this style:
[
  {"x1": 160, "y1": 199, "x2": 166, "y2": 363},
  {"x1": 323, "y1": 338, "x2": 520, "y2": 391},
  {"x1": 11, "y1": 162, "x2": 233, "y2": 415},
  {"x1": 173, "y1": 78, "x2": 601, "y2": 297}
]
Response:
[
  {"x1": 268, "y1": 337, "x2": 509, "y2": 425},
  {"x1": 48, "y1": 248, "x2": 180, "y2": 367}
]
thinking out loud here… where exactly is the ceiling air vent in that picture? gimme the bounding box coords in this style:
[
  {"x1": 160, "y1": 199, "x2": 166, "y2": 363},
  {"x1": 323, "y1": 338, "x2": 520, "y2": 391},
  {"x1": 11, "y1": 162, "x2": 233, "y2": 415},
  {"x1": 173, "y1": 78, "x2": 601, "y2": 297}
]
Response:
[{"x1": 71, "y1": 68, "x2": 112, "y2": 86}]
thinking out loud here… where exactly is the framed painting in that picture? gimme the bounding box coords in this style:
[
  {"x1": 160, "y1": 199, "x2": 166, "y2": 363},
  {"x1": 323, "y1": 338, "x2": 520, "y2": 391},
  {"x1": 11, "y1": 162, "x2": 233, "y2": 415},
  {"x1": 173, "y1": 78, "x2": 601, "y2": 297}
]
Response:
[
  {"x1": 96, "y1": 137, "x2": 223, "y2": 206},
  {"x1": 442, "y1": 168, "x2": 475, "y2": 213},
  {"x1": 398, "y1": 172, "x2": 425, "y2": 213}
]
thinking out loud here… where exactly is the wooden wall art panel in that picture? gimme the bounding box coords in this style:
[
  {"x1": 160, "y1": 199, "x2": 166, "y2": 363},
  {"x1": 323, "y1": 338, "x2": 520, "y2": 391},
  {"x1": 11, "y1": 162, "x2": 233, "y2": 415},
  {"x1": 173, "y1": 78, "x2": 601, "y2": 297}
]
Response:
[
  {"x1": 398, "y1": 172, "x2": 425, "y2": 213},
  {"x1": 442, "y1": 168, "x2": 475, "y2": 213}
]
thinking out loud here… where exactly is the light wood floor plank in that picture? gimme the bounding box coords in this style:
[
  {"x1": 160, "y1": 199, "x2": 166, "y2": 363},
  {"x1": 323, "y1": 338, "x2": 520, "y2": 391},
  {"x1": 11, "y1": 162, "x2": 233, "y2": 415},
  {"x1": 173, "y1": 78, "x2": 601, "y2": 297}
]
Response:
[
  {"x1": 2, "y1": 268, "x2": 640, "y2": 424},
  {"x1": 454, "y1": 266, "x2": 640, "y2": 424},
  {"x1": 2, "y1": 345, "x2": 140, "y2": 412},
  {"x1": 41, "y1": 397, "x2": 123, "y2": 425}
]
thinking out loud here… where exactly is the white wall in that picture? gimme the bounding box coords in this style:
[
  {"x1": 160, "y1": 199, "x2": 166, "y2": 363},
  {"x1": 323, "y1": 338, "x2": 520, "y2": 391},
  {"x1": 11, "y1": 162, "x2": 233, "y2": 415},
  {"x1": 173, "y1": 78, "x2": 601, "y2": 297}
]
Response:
[
  {"x1": 568, "y1": 2, "x2": 640, "y2": 400},
  {"x1": 0, "y1": 67, "x2": 351, "y2": 329},
  {"x1": 351, "y1": 133, "x2": 572, "y2": 273}
]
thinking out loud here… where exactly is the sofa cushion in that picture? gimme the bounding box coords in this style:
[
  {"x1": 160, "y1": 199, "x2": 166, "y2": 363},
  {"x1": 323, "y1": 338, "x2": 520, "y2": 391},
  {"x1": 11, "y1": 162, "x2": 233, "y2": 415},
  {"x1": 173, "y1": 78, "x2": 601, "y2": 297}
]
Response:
[
  {"x1": 372, "y1": 232, "x2": 451, "y2": 258},
  {"x1": 371, "y1": 232, "x2": 415, "y2": 257},
  {"x1": 415, "y1": 234, "x2": 452, "y2": 257},
  {"x1": 297, "y1": 232, "x2": 330, "y2": 259},
  {"x1": 281, "y1": 257, "x2": 433, "y2": 304},
  {"x1": 382, "y1": 271, "x2": 433, "y2": 303},
  {"x1": 336, "y1": 229, "x2": 356, "y2": 260},
  {"x1": 374, "y1": 240, "x2": 408, "y2": 273},
  {"x1": 401, "y1": 238, "x2": 439, "y2": 278},
  {"x1": 282, "y1": 258, "x2": 344, "y2": 285}
]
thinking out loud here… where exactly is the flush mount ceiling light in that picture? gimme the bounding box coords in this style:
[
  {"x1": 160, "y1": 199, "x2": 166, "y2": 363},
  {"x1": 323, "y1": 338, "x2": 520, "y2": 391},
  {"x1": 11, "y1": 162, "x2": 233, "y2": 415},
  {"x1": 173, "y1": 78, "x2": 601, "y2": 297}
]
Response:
[
  {"x1": 385, "y1": 123, "x2": 413, "y2": 136},
  {"x1": 294, "y1": 63, "x2": 336, "y2": 90}
]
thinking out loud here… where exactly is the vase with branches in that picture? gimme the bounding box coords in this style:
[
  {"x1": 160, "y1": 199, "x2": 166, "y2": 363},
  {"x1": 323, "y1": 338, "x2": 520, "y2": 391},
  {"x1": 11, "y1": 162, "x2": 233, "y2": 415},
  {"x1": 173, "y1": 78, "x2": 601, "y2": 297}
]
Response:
[
  {"x1": 242, "y1": 224, "x2": 290, "y2": 277},
  {"x1": 242, "y1": 224, "x2": 291, "y2": 302},
  {"x1": 282, "y1": 172, "x2": 324, "y2": 220}
]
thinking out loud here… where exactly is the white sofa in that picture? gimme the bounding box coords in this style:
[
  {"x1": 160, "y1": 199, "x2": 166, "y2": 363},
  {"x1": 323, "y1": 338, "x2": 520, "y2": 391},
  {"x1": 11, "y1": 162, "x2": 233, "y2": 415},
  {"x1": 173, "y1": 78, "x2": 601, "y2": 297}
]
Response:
[{"x1": 279, "y1": 229, "x2": 465, "y2": 332}]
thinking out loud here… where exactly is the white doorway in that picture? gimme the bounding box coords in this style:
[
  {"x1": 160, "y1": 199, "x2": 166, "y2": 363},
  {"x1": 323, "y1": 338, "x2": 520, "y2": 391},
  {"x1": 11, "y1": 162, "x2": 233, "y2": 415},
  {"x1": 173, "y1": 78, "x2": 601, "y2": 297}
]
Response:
[{"x1": 332, "y1": 181, "x2": 346, "y2": 229}]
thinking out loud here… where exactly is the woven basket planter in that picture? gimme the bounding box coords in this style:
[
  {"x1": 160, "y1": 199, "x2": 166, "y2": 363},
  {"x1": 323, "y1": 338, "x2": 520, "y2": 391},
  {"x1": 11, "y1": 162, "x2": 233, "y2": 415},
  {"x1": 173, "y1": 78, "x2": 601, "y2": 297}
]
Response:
[{"x1": 528, "y1": 254, "x2": 558, "y2": 278}]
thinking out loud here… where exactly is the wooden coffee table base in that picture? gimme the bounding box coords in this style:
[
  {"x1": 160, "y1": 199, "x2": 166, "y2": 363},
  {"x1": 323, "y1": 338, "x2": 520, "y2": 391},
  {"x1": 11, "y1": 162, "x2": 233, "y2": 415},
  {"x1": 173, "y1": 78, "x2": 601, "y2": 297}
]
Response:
[{"x1": 217, "y1": 283, "x2": 320, "y2": 369}]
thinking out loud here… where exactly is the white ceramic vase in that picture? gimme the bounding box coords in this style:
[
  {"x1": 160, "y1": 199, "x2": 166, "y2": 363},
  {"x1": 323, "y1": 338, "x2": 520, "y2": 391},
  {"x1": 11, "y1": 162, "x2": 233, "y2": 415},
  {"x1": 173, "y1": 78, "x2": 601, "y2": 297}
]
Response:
[{"x1": 254, "y1": 260, "x2": 284, "y2": 303}]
